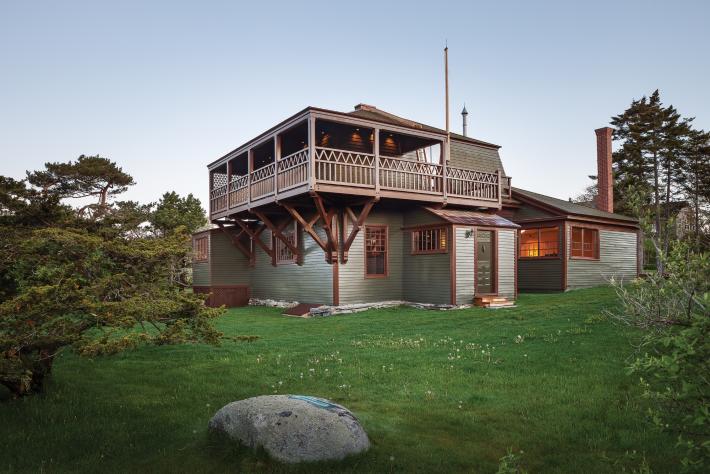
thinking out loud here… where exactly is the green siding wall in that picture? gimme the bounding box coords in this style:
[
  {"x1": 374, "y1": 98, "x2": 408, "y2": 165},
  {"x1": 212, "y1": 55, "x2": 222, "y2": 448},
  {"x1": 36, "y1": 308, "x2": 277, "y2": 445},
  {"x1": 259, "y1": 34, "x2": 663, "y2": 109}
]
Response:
[
  {"x1": 209, "y1": 232, "x2": 250, "y2": 286},
  {"x1": 518, "y1": 259, "x2": 563, "y2": 290},
  {"x1": 449, "y1": 140, "x2": 506, "y2": 175},
  {"x1": 192, "y1": 262, "x2": 210, "y2": 286},
  {"x1": 402, "y1": 209, "x2": 450, "y2": 304},
  {"x1": 497, "y1": 229, "x2": 516, "y2": 299},
  {"x1": 455, "y1": 227, "x2": 475, "y2": 304},
  {"x1": 338, "y1": 210, "x2": 404, "y2": 304},
  {"x1": 566, "y1": 228, "x2": 638, "y2": 288},
  {"x1": 250, "y1": 226, "x2": 333, "y2": 304}
]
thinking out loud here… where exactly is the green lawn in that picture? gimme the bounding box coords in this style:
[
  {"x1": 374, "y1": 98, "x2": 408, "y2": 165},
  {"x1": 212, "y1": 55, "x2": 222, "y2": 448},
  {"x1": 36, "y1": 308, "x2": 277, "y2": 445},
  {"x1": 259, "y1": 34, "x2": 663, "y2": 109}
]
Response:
[{"x1": 0, "y1": 287, "x2": 678, "y2": 473}]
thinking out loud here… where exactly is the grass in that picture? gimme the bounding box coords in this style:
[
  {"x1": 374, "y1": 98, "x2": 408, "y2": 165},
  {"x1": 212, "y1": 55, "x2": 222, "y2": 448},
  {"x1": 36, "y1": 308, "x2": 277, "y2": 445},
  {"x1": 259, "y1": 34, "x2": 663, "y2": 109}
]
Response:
[{"x1": 0, "y1": 287, "x2": 678, "y2": 473}]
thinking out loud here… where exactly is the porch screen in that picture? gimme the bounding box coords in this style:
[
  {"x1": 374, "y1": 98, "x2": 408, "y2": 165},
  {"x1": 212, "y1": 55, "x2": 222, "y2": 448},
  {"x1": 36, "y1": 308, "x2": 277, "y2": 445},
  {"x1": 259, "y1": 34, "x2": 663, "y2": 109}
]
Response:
[
  {"x1": 519, "y1": 227, "x2": 559, "y2": 257},
  {"x1": 365, "y1": 226, "x2": 387, "y2": 276},
  {"x1": 411, "y1": 227, "x2": 448, "y2": 254},
  {"x1": 571, "y1": 227, "x2": 599, "y2": 259}
]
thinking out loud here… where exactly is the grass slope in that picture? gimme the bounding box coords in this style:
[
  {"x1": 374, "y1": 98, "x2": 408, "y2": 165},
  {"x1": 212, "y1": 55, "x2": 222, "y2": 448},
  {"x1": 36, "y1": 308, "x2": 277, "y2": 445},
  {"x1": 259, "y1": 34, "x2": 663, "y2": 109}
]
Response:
[{"x1": 1, "y1": 287, "x2": 677, "y2": 473}]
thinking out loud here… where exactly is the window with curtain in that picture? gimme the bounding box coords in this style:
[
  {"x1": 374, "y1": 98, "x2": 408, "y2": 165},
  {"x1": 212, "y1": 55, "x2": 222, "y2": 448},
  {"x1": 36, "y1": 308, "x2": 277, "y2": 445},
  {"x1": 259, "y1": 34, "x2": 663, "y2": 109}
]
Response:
[
  {"x1": 365, "y1": 226, "x2": 387, "y2": 277},
  {"x1": 411, "y1": 227, "x2": 448, "y2": 254},
  {"x1": 519, "y1": 227, "x2": 559, "y2": 257},
  {"x1": 571, "y1": 227, "x2": 599, "y2": 259}
]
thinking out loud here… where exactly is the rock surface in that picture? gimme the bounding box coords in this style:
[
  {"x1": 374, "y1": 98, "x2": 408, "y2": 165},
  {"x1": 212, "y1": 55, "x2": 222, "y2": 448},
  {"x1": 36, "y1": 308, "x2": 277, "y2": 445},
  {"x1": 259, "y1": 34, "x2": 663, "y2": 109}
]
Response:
[{"x1": 208, "y1": 395, "x2": 370, "y2": 463}]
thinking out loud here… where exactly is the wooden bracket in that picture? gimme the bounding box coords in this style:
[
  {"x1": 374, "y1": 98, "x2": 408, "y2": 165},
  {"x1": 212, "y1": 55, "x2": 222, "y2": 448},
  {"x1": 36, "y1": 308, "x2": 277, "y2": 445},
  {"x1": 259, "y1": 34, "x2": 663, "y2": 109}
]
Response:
[
  {"x1": 281, "y1": 203, "x2": 329, "y2": 254},
  {"x1": 341, "y1": 198, "x2": 376, "y2": 263},
  {"x1": 253, "y1": 211, "x2": 301, "y2": 264},
  {"x1": 311, "y1": 193, "x2": 338, "y2": 262},
  {"x1": 231, "y1": 218, "x2": 273, "y2": 260},
  {"x1": 215, "y1": 222, "x2": 252, "y2": 260}
]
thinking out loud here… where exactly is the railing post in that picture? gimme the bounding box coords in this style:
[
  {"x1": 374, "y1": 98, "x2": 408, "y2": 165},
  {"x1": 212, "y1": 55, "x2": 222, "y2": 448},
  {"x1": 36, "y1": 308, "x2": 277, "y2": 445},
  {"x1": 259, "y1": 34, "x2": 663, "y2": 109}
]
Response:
[
  {"x1": 442, "y1": 138, "x2": 449, "y2": 201},
  {"x1": 308, "y1": 114, "x2": 316, "y2": 189},
  {"x1": 226, "y1": 161, "x2": 232, "y2": 209},
  {"x1": 374, "y1": 128, "x2": 380, "y2": 195},
  {"x1": 497, "y1": 169, "x2": 502, "y2": 207},
  {"x1": 274, "y1": 134, "x2": 281, "y2": 199},
  {"x1": 247, "y1": 149, "x2": 253, "y2": 209},
  {"x1": 208, "y1": 169, "x2": 213, "y2": 216}
]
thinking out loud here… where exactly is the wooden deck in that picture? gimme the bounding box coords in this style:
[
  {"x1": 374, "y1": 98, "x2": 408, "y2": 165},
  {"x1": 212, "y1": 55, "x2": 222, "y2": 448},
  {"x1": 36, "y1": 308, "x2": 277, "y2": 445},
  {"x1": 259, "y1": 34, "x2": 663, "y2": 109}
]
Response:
[
  {"x1": 210, "y1": 146, "x2": 511, "y2": 219},
  {"x1": 208, "y1": 108, "x2": 513, "y2": 220}
]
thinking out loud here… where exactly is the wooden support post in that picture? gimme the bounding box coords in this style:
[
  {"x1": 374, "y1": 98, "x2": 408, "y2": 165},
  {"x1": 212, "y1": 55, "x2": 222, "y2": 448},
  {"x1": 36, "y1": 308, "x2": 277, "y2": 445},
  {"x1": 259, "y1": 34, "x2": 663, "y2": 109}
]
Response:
[
  {"x1": 308, "y1": 114, "x2": 316, "y2": 189},
  {"x1": 374, "y1": 127, "x2": 380, "y2": 196},
  {"x1": 312, "y1": 193, "x2": 338, "y2": 261},
  {"x1": 274, "y1": 134, "x2": 281, "y2": 199},
  {"x1": 341, "y1": 198, "x2": 376, "y2": 263},
  {"x1": 247, "y1": 148, "x2": 254, "y2": 208},
  {"x1": 226, "y1": 160, "x2": 232, "y2": 209},
  {"x1": 442, "y1": 139, "x2": 448, "y2": 203},
  {"x1": 497, "y1": 169, "x2": 502, "y2": 207}
]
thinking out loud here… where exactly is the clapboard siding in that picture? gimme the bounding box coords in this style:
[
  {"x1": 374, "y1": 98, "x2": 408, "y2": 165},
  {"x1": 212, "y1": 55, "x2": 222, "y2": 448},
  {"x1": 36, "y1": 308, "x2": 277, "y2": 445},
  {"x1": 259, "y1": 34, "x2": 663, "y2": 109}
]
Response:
[
  {"x1": 567, "y1": 228, "x2": 638, "y2": 288},
  {"x1": 455, "y1": 227, "x2": 475, "y2": 304},
  {"x1": 250, "y1": 225, "x2": 333, "y2": 304},
  {"x1": 209, "y1": 232, "x2": 250, "y2": 285},
  {"x1": 402, "y1": 208, "x2": 450, "y2": 304},
  {"x1": 192, "y1": 262, "x2": 210, "y2": 286},
  {"x1": 518, "y1": 259, "x2": 563, "y2": 290},
  {"x1": 338, "y1": 210, "x2": 404, "y2": 304},
  {"x1": 449, "y1": 140, "x2": 506, "y2": 175},
  {"x1": 497, "y1": 229, "x2": 516, "y2": 298}
]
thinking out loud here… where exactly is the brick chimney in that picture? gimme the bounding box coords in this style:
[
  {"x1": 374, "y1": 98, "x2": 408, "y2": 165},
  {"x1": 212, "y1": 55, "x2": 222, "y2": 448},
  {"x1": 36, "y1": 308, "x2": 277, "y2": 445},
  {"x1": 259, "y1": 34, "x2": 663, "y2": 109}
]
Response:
[{"x1": 595, "y1": 127, "x2": 614, "y2": 213}]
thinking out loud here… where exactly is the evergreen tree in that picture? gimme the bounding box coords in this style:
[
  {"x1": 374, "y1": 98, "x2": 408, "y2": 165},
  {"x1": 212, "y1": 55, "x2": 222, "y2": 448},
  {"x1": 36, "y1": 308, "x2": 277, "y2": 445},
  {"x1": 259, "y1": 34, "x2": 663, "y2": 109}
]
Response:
[
  {"x1": 679, "y1": 129, "x2": 710, "y2": 247},
  {"x1": 151, "y1": 191, "x2": 207, "y2": 236}
]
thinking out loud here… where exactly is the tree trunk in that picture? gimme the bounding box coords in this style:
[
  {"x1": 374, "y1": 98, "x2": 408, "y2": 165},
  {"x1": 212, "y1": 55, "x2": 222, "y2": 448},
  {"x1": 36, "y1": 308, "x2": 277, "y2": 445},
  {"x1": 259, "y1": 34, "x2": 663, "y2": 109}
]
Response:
[{"x1": 653, "y1": 151, "x2": 664, "y2": 274}]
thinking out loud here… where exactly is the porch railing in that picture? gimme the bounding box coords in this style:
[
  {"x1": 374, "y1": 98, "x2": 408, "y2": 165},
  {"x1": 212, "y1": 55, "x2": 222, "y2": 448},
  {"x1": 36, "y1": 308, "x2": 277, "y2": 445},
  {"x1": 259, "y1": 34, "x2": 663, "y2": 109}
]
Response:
[{"x1": 211, "y1": 146, "x2": 502, "y2": 216}]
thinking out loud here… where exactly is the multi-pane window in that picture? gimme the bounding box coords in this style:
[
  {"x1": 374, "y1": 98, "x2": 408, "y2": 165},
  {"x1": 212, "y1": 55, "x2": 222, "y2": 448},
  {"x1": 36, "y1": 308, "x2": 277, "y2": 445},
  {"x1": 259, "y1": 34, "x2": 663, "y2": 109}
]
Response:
[
  {"x1": 193, "y1": 236, "x2": 208, "y2": 262},
  {"x1": 275, "y1": 222, "x2": 297, "y2": 264},
  {"x1": 519, "y1": 227, "x2": 559, "y2": 257},
  {"x1": 411, "y1": 227, "x2": 448, "y2": 254},
  {"x1": 365, "y1": 226, "x2": 387, "y2": 277},
  {"x1": 571, "y1": 227, "x2": 599, "y2": 259}
]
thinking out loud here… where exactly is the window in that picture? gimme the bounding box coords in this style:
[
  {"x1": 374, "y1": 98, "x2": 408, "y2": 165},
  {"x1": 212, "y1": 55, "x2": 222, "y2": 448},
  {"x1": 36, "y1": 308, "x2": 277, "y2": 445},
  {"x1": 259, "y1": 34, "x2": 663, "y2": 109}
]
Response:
[
  {"x1": 412, "y1": 227, "x2": 448, "y2": 254},
  {"x1": 275, "y1": 222, "x2": 297, "y2": 265},
  {"x1": 365, "y1": 226, "x2": 387, "y2": 277},
  {"x1": 519, "y1": 227, "x2": 559, "y2": 258},
  {"x1": 193, "y1": 236, "x2": 208, "y2": 262},
  {"x1": 571, "y1": 227, "x2": 599, "y2": 259}
]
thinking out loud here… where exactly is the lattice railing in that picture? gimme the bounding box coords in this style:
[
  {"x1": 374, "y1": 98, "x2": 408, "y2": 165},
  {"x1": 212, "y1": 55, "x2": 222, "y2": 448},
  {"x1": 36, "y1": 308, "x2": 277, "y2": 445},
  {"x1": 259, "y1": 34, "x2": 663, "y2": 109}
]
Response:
[
  {"x1": 315, "y1": 147, "x2": 375, "y2": 187},
  {"x1": 250, "y1": 163, "x2": 276, "y2": 199},
  {"x1": 446, "y1": 166, "x2": 499, "y2": 201},
  {"x1": 277, "y1": 149, "x2": 309, "y2": 191},
  {"x1": 229, "y1": 174, "x2": 249, "y2": 207},
  {"x1": 210, "y1": 183, "x2": 228, "y2": 213},
  {"x1": 379, "y1": 156, "x2": 443, "y2": 193}
]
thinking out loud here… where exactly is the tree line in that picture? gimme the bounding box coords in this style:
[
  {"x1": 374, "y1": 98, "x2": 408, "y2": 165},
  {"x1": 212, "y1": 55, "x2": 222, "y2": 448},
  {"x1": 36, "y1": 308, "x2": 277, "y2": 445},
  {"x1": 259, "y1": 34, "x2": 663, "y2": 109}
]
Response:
[{"x1": 0, "y1": 156, "x2": 223, "y2": 398}]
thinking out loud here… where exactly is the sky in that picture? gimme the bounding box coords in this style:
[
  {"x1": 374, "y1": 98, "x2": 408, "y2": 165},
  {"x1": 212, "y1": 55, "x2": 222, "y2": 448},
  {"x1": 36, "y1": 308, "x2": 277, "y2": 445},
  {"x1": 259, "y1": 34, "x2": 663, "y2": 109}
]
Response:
[{"x1": 1, "y1": 0, "x2": 709, "y2": 209}]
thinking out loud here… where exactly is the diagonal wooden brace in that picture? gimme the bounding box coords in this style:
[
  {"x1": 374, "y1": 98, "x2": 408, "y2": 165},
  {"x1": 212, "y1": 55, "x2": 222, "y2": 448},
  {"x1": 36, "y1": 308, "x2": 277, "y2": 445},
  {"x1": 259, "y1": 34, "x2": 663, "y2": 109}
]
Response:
[
  {"x1": 341, "y1": 198, "x2": 376, "y2": 263},
  {"x1": 281, "y1": 203, "x2": 328, "y2": 253},
  {"x1": 231, "y1": 218, "x2": 273, "y2": 260},
  {"x1": 215, "y1": 222, "x2": 252, "y2": 260},
  {"x1": 253, "y1": 211, "x2": 300, "y2": 258}
]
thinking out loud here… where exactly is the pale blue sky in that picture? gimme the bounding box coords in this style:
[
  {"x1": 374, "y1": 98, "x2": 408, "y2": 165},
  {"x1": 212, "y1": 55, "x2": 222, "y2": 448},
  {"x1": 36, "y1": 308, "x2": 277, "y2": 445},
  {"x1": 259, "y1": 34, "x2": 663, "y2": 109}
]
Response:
[{"x1": 1, "y1": 0, "x2": 708, "y2": 209}]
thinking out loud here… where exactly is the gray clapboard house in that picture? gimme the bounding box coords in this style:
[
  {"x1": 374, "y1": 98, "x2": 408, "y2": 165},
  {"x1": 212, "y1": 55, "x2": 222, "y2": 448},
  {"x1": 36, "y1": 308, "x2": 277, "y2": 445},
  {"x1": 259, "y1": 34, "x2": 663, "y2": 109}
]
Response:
[{"x1": 193, "y1": 105, "x2": 639, "y2": 308}]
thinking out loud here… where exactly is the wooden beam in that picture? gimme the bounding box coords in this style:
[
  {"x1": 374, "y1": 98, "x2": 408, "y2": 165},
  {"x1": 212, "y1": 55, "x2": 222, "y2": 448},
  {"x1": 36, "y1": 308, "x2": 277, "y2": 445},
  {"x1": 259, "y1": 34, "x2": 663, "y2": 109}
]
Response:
[
  {"x1": 341, "y1": 199, "x2": 376, "y2": 262},
  {"x1": 312, "y1": 193, "x2": 337, "y2": 249},
  {"x1": 281, "y1": 203, "x2": 328, "y2": 253},
  {"x1": 215, "y1": 222, "x2": 252, "y2": 260},
  {"x1": 253, "y1": 211, "x2": 300, "y2": 257},
  {"x1": 231, "y1": 218, "x2": 273, "y2": 259}
]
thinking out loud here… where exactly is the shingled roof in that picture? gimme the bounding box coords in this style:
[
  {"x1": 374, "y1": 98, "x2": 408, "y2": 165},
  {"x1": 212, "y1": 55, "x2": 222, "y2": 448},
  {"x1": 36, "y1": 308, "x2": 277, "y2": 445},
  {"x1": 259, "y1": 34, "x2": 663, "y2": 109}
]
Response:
[{"x1": 512, "y1": 187, "x2": 638, "y2": 223}]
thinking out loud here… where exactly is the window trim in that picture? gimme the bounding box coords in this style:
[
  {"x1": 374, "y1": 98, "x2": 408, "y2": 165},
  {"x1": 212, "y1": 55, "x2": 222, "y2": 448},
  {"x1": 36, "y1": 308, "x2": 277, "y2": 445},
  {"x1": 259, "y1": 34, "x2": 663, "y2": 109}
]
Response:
[
  {"x1": 519, "y1": 226, "x2": 561, "y2": 259},
  {"x1": 569, "y1": 226, "x2": 600, "y2": 260},
  {"x1": 364, "y1": 224, "x2": 388, "y2": 278},
  {"x1": 193, "y1": 235, "x2": 208, "y2": 263},
  {"x1": 411, "y1": 225, "x2": 448, "y2": 255}
]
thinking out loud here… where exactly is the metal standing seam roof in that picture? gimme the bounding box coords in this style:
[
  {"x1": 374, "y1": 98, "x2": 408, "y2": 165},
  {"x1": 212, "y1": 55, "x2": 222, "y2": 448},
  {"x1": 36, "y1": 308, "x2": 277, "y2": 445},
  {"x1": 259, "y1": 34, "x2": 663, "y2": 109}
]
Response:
[
  {"x1": 424, "y1": 207, "x2": 520, "y2": 228},
  {"x1": 512, "y1": 187, "x2": 638, "y2": 223}
]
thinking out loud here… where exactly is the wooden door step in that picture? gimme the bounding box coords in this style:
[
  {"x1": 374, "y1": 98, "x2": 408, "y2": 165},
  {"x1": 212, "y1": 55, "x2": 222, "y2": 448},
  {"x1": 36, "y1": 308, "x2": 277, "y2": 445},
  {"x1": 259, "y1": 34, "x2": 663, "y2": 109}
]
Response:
[
  {"x1": 282, "y1": 303, "x2": 321, "y2": 318},
  {"x1": 474, "y1": 296, "x2": 515, "y2": 308}
]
